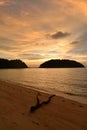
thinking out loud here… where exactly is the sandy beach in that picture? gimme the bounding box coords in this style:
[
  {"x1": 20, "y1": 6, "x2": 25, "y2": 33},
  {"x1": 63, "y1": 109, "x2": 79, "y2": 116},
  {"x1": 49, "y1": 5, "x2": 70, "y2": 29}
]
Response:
[{"x1": 0, "y1": 80, "x2": 87, "y2": 130}]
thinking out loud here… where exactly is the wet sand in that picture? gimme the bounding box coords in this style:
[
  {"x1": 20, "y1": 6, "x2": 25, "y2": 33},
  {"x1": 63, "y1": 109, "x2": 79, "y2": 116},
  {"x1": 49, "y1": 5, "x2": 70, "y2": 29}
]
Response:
[{"x1": 0, "y1": 80, "x2": 87, "y2": 130}]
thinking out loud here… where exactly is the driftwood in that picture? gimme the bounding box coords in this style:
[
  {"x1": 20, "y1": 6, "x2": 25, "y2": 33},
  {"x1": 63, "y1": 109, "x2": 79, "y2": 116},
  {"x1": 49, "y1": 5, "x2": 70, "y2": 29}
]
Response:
[{"x1": 30, "y1": 93, "x2": 55, "y2": 112}]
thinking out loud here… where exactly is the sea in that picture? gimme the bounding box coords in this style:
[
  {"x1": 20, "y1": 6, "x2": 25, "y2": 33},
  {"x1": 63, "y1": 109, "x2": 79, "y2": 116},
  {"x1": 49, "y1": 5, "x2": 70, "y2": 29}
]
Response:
[{"x1": 0, "y1": 68, "x2": 87, "y2": 104}]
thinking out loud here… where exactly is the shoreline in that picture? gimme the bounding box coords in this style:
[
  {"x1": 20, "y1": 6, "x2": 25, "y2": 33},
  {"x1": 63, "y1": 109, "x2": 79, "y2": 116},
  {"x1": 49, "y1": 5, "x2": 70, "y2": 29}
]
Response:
[
  {"x1": 1, "y1": 79, "x2": 87, "y2": 105},
  {"x1": 0, "y1": 80, "x2": 87, "y2": 130}
]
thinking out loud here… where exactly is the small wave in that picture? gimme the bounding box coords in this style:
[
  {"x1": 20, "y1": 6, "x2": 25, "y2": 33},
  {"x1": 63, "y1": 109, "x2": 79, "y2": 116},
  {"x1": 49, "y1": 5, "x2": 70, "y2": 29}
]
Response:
[{"x1": 65, "y1": 92, "x2": 87, "y2": 97}]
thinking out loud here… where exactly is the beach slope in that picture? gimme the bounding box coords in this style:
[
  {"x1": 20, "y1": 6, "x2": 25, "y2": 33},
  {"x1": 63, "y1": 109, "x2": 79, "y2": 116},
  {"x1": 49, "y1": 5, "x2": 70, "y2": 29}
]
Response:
[{"x1": 0, "y1": 80, "x2": 87, "y2": 130}]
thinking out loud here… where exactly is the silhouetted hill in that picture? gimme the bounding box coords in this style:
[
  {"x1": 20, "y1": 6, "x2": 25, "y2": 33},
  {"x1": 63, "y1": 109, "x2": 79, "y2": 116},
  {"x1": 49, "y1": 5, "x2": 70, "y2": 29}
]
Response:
[
  {"x1": 39, "y1": 59, "x2": 85, "y2": 68},
  {"x1": 0, "y1": 58, "x2": 28, "y2": 68}
]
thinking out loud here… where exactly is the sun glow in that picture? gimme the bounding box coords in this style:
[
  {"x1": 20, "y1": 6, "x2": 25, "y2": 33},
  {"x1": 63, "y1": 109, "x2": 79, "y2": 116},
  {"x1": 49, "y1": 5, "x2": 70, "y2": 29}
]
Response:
[{"x1": 0, "y1": 0, "x2": 87, "y2": 67}]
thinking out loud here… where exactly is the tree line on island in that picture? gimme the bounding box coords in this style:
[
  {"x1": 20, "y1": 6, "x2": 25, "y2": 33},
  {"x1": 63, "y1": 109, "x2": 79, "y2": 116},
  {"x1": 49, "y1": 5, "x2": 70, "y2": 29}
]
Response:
[
  {"x1": 0, "y1": 58, "x2": 28, "y2": 68},
  {"x1": 39, "y1": 59, "x2": 85, "y2": 68},
  {"x1": 0, "y1": 58, "x2": 85, "y2": 68}
]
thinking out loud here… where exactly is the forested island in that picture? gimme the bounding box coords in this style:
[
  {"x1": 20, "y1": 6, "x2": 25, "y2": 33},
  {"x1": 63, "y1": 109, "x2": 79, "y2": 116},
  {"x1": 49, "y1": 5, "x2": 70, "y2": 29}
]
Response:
[
  {"x1": 0, "y1": 58, "x2": 28, "y2": 68},
  {"x1": 39, "y1": 59, "x2": 85, "y2": 68}
]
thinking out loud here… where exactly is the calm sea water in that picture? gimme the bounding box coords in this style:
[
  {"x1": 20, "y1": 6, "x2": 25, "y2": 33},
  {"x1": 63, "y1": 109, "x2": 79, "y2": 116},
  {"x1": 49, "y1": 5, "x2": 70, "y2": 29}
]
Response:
[{"x1": 0, "y1": 68, "x2": 87, "y2": 104}]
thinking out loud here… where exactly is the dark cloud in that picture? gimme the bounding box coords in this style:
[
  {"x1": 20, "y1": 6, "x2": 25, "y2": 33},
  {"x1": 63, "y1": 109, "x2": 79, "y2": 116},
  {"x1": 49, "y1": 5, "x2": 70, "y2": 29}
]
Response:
[
  {"x1": 70, "y1": 41, "x2": 79, "y2": 44},
  {"x1": 0, "y1": 37, "x2": 15, "y2": 43},
  {"x1": 0, "y1": 45, "x2": 14, "y2": 51},
  {"x1": 50, "y1": 31, "x2": 70, "y2": 39},
  {"x1": 68, "y1": 40, "x2": 87, "y2": 55}
]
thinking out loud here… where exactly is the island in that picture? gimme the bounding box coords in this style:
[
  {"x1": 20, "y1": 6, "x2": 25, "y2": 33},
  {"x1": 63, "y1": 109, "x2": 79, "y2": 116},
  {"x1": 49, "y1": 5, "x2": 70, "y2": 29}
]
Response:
[
  {"x1": 39, "y1": 59, "x2": 85, "y2": 68},
  {"x1": 0, "y1": 58, "x2": 28, "y2": 68}
]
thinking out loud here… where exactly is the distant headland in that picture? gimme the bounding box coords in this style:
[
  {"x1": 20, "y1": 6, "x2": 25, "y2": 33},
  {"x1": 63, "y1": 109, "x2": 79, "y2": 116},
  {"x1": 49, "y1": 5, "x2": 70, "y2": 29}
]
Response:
[
  {"x1": 0, "y1": 58, "x2": 28, "y2": 68},
  {"x1": 39, "y1": 59, "x2": 85, "y2": 68}
]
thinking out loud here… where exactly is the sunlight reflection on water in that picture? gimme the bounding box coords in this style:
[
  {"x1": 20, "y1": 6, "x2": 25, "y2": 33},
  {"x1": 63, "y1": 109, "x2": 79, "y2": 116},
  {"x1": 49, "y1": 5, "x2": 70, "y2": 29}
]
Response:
[{"x1": 0, "y1": 68, "x2": 87, "y2": 103}]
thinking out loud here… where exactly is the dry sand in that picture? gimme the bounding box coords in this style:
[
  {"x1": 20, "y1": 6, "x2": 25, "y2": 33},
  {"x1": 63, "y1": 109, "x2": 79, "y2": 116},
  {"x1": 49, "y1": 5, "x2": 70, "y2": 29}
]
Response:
[{"x1": 0, "y1": 80, "x2": 87, "y2": 130}]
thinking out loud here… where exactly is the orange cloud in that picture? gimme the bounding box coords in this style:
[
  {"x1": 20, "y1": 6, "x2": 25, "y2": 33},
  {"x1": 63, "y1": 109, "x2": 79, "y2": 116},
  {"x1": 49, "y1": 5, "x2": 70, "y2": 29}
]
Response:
[
  {"x1": 0, "y1": 0, "x2": 12, "y2": 6},
  {"x1": 0, "y1": 0, "x2": 87, "y2": 66},
  {"x1": 0, "y1": 1, "x2": 6, "y2": 6}
]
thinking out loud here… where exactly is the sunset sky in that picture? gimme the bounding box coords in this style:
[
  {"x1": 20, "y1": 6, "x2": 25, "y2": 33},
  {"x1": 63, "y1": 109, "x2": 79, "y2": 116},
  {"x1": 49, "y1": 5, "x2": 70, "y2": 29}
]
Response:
[{"x1": 0, "y1": 0, "x2": 87, "y2": 67}]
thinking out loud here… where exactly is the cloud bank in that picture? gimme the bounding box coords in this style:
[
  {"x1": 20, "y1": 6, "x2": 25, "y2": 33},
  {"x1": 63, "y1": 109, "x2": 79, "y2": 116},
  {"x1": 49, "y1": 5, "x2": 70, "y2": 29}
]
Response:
[
  {"x1": 0, "y1": 0, "x2": 87, "y2": 66},
  {"x1": 50, "y1": 31, "x2": 70, "y2": 39}
]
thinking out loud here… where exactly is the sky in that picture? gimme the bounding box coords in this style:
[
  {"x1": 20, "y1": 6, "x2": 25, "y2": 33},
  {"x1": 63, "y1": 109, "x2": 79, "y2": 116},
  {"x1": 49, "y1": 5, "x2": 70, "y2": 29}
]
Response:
[{"x1": 0, "y1": 0, "x2": 87, "y2": 67}]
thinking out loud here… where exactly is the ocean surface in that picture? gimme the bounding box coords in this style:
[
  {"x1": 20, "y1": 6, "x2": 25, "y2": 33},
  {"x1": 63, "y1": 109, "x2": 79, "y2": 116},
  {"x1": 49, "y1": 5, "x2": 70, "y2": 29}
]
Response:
[{"x1": 0, "y1": 68, "x2": 87, "y2": 104}]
